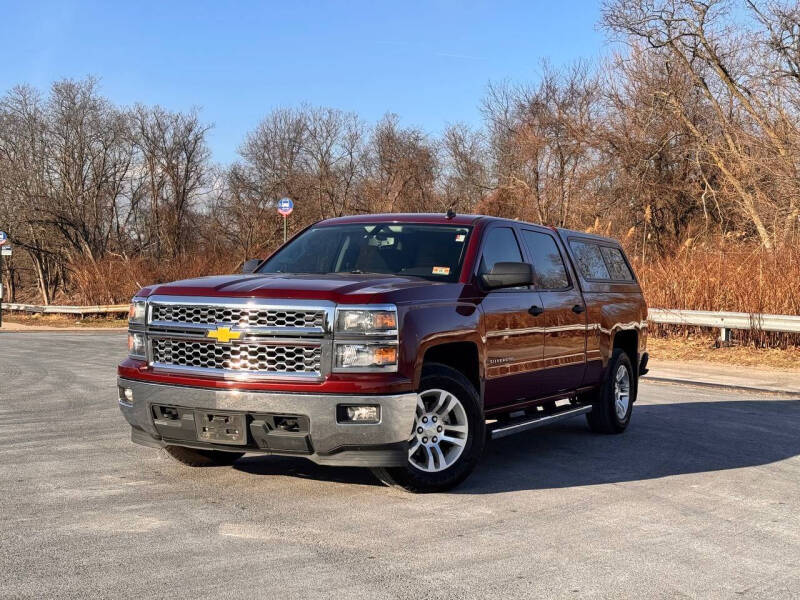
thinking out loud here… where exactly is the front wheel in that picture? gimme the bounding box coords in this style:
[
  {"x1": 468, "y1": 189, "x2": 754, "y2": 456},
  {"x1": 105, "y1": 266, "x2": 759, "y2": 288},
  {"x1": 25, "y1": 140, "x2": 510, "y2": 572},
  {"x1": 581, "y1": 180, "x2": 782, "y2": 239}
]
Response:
[{"x1": 371, "y1": 363, "x2": 485, "y2": 493}]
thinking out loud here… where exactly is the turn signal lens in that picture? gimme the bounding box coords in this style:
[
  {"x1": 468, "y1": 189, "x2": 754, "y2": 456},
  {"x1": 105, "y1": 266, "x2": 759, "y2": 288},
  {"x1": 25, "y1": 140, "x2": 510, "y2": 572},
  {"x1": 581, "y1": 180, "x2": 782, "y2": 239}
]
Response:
[
  {"x1": 373, "y1": 312, "x2": 397, "y2": 330},
  {"x1": 373, "y1": 346, "x2": 398, "y2": 364}
]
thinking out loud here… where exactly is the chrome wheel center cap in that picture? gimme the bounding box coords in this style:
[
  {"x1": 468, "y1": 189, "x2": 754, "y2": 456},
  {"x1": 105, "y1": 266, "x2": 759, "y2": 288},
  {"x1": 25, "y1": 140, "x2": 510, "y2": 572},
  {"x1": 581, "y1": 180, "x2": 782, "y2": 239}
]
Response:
[{"x1": 416, "y1": 414, "x2": 441, "y2": 443}]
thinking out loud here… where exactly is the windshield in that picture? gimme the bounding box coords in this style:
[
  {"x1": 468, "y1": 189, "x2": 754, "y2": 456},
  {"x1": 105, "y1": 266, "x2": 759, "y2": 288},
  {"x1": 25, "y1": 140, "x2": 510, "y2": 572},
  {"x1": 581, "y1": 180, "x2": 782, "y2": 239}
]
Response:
[{"x1": 258, "y1": 223, "x2": 472, "y2": 282}]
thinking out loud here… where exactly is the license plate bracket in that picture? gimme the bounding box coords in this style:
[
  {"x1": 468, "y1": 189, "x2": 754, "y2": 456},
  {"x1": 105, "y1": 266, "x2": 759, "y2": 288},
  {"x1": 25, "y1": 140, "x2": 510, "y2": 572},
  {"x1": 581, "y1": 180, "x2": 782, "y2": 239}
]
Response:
[{"x1": 195, "y1": 411, "x2": 247, "y2": 445}]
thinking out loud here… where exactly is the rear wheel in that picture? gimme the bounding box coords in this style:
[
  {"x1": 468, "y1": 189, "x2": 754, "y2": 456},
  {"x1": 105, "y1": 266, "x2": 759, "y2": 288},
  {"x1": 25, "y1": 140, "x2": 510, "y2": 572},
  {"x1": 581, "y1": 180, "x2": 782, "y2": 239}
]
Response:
[
  {"x1": 164, "y1": 445, "x2": 245, "y2": 467},
  {"x1": 371, "y1": 363, "x2": 485, "y2": 493},
  {"x1": 585, "y1": 348, "x2": 635, "y2": 434}
]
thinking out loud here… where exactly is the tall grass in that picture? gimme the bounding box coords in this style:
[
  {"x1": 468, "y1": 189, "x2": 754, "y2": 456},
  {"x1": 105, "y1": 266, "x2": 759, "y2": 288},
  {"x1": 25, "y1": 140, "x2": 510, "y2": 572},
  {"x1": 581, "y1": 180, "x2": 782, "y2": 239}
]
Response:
[
  {"x1": 67, "y1": 254, "x2": 238, "y2": 305},
  {"x1": 36, "y1": 239, "x2": 800, "y2": 348},
  {"x1": 633, "y1": 242, "x2": 800, "y2": 347}
]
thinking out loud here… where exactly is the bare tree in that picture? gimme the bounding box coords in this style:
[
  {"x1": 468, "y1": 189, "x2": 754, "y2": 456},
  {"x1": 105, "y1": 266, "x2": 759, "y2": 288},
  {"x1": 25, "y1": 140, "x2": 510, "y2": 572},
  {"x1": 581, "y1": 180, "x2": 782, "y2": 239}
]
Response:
[
  {"x1": 441, "y1": 123, "x2": 489, "y2": 211},
  {"x1": 365, "y1": 114, "x2": 439, "y2": 213},
  {"x1": 482, "y1": 63, "x2": 601, "y2": 227},
  {"x1": 132, "y1": 105, "x2": 211, "y2": 257},
  {"x1": 602, "y1": 0, "x2": 800, "y2": 248},
  {"x1": 0, "y1": 85, "x2": 62, "y2": 303},
  {"x1": 44, "y1": 79, "x2": 133, "y2": 264}
]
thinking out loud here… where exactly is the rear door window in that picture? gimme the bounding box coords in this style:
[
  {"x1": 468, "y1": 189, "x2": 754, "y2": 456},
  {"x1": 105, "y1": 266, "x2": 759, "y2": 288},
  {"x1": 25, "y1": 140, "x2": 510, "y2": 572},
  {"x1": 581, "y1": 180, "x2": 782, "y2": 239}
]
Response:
[
  {"x1": 570, "y1": 241, "x2": 610, "y2": 280},
  {"x1": 521, "y1": 230, "x2": 570, "y2": 289},
  {"x1": 570, "y1": 240, "x2": 635, "y2": 282},
  {"x1": 599, "y1": 246, "x2": 634, "y2": 281}
]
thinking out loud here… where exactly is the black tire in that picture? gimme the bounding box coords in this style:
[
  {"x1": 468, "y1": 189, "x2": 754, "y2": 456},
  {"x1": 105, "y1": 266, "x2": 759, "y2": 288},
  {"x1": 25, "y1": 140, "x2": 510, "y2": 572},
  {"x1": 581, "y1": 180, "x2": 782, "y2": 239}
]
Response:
[
  {"x1": 585, "y1": 348, "x2": 635, "y2": 434},
  {"x1": 164, "y1": 445, "x2": 245, "y2": 467},
  {"x1": 371, "y1": 363, "x2": 485, "y2": 493}
]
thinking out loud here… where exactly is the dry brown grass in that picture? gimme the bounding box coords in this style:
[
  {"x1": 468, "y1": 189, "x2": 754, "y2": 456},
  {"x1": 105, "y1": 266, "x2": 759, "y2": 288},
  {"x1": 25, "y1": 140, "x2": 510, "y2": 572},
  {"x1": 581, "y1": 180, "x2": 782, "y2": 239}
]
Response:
[
  {"x1": 13, "y1": 238, "x2": 800, "y2": 358},
  {"x1": 631, "y1": 241, "x2": 800, "y2": 348},
  {"x1": 65, "y1": 253, "x2": 238, "y2": 305},
  {"x1": 634, "y1": 241, "x2": 800, "y2": 314},
  {"x1": 648, "y1": 335, "x2": 800, "y2": 371},
  {"x1": 4, "y1": 313, "x2": 127, "y2": 329}
]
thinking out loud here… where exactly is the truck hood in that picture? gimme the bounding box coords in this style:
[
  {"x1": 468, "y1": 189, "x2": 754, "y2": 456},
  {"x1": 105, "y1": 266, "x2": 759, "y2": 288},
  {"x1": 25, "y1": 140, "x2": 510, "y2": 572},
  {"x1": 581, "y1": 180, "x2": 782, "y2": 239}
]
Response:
[{"x1": 140, "y1": 273, "x2": 450, "y2": 304}]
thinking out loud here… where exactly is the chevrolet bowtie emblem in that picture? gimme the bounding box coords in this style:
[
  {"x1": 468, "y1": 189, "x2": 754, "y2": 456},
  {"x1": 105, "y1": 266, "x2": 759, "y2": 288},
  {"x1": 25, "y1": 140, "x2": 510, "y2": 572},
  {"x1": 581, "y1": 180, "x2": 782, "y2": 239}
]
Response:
[{"x1": 206, "y1": 327, "x2": 241, "y2": 343}]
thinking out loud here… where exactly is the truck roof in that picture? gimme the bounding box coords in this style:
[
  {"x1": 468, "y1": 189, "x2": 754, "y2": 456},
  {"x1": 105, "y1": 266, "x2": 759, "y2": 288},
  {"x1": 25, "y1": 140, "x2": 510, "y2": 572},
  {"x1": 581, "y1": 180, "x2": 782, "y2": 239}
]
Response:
[
  {"x1": 317, "y1": 214, "x2": 622, "y2": 246},
  {"x1": 555, "y1": 226, "x2": 622, "y2": 246},
  {"x1": 318, "y1": 213, "x2": 484, "y2": 226},
  {"x1": 317, "y1": 212, "x2": 559, "y2": 229}
]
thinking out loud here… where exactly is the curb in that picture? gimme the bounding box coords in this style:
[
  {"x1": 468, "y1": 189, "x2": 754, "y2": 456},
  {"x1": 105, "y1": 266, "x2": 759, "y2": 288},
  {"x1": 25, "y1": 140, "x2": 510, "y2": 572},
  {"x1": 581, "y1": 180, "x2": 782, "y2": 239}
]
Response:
[{"x1": 643, "y1": 375, "x2": 800, "y2": 397}]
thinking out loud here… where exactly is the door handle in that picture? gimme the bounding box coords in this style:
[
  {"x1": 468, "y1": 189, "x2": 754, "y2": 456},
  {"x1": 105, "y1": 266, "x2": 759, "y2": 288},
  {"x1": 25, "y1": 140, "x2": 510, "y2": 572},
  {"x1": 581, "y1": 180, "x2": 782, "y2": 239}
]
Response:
[
  {"x1": 528, "y1": 305, "x2": 544, "y2": 317},
  {"x1": 572, "y1": 304, "x2": 586, "y2": 314}
]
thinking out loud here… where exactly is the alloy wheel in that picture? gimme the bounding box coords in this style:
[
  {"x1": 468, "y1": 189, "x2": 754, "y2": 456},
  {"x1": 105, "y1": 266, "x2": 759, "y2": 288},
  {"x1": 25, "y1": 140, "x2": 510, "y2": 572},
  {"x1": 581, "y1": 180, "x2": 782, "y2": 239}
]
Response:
[
  {"x1": 614, "y1": 364, "x2": 631, "y2": 420},
  {"x1": 408, "y1": 388, "x2": 469, "y2": 472}
]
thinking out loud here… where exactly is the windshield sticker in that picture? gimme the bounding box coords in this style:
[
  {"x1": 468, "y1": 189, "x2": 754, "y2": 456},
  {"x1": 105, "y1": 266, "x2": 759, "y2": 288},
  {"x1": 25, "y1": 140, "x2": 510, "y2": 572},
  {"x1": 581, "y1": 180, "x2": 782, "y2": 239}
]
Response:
[
  {"x1": 455, "y1": 234, "x2": 466, "y2": 242},
  {"x1": 432, "y1": 266, "x2": 451, "y2": 276}
]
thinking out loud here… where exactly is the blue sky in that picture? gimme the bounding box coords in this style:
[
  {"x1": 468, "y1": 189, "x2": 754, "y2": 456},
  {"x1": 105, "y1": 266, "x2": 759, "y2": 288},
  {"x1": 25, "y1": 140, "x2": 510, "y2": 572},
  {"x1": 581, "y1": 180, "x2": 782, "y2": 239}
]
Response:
[{"x1": 0, "y1": 1, "x2": 606, "y2": 164}]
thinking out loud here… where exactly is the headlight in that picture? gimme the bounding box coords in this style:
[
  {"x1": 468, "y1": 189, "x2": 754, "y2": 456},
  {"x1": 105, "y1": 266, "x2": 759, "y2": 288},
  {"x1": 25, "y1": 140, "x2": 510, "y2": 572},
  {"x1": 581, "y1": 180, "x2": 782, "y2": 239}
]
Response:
[
  {"x1": 334, "y1": 344, "x2": 398, "y2": 371},
  {"x1": 128, "y1": 332, "x2": 146, "y2": 358},
  {"x1": 129, "y1": 300, "x2": 147, "y2": 325},
  {"x1": 336, "y1": 307, "x2": 397, "y2": 334}
]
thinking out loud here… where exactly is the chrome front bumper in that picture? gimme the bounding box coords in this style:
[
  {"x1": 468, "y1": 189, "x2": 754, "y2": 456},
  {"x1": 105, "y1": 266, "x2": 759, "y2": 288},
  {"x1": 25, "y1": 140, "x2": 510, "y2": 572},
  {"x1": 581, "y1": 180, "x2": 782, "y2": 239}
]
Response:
[{"x1": 118, "y1": 377, "x2": 418, "y2": 467}]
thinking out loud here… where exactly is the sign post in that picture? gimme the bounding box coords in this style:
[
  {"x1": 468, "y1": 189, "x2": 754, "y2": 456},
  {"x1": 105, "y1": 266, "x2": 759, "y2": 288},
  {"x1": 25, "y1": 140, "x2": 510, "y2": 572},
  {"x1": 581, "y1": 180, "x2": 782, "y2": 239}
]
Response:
[
  {"x1": 0, "y1": 231, "x2": 7, "y2": 328},
  {"x1": 277, "y1": 198, "x2": 294, "y2": 243}
]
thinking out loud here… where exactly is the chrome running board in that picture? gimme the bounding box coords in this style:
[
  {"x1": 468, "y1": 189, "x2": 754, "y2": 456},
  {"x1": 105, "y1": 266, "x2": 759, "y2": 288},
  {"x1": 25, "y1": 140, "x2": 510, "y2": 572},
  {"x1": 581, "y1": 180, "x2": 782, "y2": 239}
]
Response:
[{"x1": 490, "y1": 405, "x2": 592, "y2": 440}]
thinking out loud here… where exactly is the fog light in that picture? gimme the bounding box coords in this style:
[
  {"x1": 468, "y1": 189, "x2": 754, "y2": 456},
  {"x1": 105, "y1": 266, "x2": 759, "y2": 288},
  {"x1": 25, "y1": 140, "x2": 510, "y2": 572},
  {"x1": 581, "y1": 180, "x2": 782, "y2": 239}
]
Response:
[
  {"x1": 337, "y1": 404, "x2": 380, "y2": 423},
  {"x1": 119, "y1": 386, "x2": 134, "y2": 404}
]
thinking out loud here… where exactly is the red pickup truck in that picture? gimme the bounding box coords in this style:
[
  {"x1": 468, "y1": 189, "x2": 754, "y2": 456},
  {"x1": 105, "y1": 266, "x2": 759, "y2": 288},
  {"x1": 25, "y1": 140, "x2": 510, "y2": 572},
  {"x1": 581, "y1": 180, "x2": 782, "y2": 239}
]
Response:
[{"x1": 119, "y1": 213, "x2": 648, "y2": 492}]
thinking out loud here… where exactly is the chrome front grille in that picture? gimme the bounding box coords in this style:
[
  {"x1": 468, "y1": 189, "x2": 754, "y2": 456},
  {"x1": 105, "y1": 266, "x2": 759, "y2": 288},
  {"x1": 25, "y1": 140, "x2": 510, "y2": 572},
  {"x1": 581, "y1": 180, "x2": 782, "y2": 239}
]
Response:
[
  {"x1": 143, "y1": 296, "x2": 335, "y2": 380},
  {"x1": 151, "y1": 338, "x2": 322, "y2": 376},
  {"x1": 150, "y1": 303, "x2": 326, "y2": 329}
]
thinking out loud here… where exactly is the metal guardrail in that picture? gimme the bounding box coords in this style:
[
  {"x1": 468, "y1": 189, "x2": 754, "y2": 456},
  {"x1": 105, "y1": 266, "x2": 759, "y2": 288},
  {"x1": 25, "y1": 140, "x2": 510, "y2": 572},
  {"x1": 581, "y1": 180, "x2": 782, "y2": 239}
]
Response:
[
  {"x1": 648, "y1": 308, "x2": 800, "y2": 340},
  {"x1": 4, "y1": 303, "x2": 128, "y2": 317}
]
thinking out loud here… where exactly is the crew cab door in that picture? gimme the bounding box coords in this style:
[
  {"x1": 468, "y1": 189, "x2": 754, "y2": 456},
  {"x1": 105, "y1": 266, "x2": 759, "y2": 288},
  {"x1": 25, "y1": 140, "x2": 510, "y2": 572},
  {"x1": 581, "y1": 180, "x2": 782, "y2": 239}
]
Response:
[
  {"x1": 519, "y1": 227, "x2": 587, "y2": 396},
  {"x1": 477, "y1": 226, "x2": 545, "y2": 410}
]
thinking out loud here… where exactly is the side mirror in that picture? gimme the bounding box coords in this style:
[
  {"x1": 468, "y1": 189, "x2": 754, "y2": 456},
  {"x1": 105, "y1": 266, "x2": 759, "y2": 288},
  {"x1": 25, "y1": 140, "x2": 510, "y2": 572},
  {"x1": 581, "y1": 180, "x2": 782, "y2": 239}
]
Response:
[
  {"x1": 480, "y1": 262, "x2": 534, "y2": 290},
  {"x1": 241, "y1": 259, "x2": 261, "y2": 274}
]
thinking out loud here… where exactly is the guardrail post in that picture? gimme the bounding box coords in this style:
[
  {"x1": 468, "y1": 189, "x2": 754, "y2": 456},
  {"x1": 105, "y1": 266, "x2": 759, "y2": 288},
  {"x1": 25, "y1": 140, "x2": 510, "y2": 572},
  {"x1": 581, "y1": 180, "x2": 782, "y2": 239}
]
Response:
[{"x1": 718, "y1": 327, "x2": 731, "y2": 344}]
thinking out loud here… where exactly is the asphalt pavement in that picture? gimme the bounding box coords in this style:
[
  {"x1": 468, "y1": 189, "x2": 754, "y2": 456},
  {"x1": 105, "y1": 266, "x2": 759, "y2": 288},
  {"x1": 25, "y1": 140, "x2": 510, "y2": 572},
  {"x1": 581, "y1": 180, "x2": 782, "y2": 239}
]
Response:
[{"x1": 1, "y1": 332, "x2": 799, "y2": 599}]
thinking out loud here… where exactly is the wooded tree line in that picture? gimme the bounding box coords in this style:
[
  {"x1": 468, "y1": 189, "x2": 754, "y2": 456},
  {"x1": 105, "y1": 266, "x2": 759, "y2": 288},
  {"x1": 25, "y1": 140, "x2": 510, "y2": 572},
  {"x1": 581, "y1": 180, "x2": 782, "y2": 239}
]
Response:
[{"x1": 1, "y1": 0, "x2": 800, "y2": 305}]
